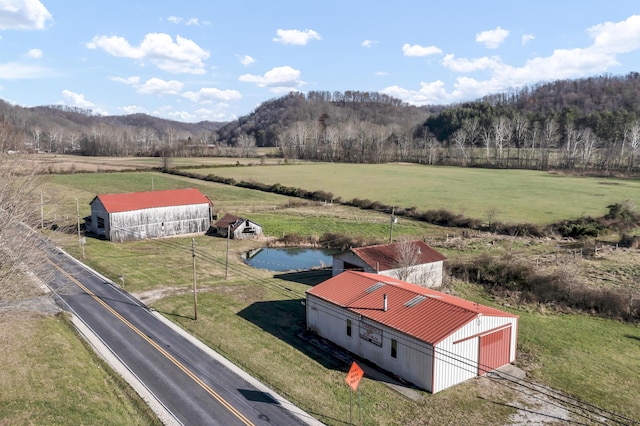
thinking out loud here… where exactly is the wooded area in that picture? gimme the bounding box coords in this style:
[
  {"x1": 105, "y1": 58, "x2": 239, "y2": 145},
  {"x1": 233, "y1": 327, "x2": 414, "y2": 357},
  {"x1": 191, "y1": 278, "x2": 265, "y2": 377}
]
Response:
[{"x1": 1, "y1": 73, "x2": 640, "y2": 173}]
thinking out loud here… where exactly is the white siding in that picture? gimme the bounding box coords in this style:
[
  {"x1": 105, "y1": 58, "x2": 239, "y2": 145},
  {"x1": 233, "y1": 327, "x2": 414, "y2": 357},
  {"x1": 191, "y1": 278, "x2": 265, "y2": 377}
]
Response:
[
  {"x1": 381, "y1": 261, "x2": 444, "y2": 288},
  {"x1": 109, "y1": 204, "x2": 211, "y2": 242},
  {"x1": 306, "y1": 295, "x2": 435, "y2": 392},
  {"x1": 433, "y1": 315, "x2": 518, "y2": 393}
]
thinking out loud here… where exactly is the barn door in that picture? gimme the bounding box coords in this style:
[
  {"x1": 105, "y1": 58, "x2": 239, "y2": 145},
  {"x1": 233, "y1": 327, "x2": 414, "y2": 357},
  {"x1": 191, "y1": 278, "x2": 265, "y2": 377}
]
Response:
[{"x1": 478, "y1": 326, "x2": 511, "y2": 375}]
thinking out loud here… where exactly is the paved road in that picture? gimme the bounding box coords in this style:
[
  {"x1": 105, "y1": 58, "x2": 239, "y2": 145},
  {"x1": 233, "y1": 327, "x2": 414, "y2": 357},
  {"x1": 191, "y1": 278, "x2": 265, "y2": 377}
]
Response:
[{"x1": 41, "y1": 244, "x2": 317, "y2": 426}]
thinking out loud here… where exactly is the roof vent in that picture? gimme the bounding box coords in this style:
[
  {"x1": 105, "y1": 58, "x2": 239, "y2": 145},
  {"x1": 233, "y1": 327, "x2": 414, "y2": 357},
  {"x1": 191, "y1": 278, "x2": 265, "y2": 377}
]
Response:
[
  {"x1": 365, "y1": 282, "x2": 385, "y2": 293},
  {"x1": 404, "y1": 295, "x2": 427, "y2": 307}
]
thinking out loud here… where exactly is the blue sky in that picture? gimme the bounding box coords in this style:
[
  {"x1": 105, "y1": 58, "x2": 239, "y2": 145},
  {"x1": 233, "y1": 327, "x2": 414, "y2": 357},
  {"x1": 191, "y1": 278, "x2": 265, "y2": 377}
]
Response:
[{"x1": 1, "y1": 1, "x2": 639, "y2": 123}]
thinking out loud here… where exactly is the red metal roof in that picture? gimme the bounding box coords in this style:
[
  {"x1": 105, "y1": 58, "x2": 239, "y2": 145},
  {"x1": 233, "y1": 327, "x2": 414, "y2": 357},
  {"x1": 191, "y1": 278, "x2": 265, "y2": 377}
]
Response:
[
  {"x1": 94, "y1": 188, "x2": 211, "y2": 213},
  {"x1": 306, "y1": 271, "x2": 517, "y2": 345},
  {"x1": 351, "y1": 240, "x2": 446, "y2": 272}
]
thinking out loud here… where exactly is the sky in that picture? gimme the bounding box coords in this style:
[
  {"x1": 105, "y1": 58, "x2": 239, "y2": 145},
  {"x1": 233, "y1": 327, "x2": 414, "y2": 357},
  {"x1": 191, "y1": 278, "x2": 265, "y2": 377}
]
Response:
[{"x1": 1, "y1": 1, "x2": 639, "y2": 123}]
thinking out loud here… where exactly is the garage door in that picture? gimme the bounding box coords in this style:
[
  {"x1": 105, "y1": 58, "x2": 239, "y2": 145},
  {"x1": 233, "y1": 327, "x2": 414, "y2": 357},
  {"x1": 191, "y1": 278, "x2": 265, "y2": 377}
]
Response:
[{"x1": 478, "y1": 326, "x2": 511, "y2": 375}]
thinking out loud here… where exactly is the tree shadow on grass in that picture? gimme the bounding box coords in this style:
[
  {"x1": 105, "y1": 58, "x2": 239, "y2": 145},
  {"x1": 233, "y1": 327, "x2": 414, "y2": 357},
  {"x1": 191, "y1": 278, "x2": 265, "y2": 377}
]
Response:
[{"x1": 237, "y1": 298, "x2": 345, "y2": 371}]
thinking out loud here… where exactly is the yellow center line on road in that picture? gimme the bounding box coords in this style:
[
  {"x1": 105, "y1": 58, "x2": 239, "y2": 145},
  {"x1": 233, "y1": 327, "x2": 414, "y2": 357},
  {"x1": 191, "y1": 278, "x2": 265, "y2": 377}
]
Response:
[{"x1": 50, "y1": 260, "x2": 254, "y2": 426}]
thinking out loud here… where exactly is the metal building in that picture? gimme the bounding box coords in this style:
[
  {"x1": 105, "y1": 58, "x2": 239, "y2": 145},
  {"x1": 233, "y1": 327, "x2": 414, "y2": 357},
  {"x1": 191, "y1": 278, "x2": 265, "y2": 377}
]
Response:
[
  {"x1": 306, "y1": 271, "x2": 518, "y2": 393},
  {"x1": 332, "y1": 240, "x2": 447, "y2": 287},
  {"x1": 86, "y1": 188, "x2": 213, "y2": 242}
]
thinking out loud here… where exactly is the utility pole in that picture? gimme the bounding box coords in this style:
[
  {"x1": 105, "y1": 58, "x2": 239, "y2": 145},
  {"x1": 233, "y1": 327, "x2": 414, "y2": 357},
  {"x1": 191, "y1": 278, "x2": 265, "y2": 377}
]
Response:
[
  {"x1": 192, "y1": 238, "x2": 198, "y2": 320},
  {"x1": 76, "y1": 198, "x2": 81, "y2": 240},
  {"x1": 225, "y1": 225, "x2": 230, "y2": 279},
  {"x1": 389, "y1": 206, "x2": 396, "y2": 243},
  {"x1": 40, "y1": 191, "x2": 44, "y2": 229}
]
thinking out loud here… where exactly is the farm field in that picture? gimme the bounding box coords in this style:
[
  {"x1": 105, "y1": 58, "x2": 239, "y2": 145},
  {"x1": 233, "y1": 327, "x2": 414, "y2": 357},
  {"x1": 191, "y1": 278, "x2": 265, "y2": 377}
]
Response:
[
  {"x1": 187, "y1": 162, "x2": 640, "y2": 225},
  {"x1": 4, "y1": 167, "x2": 639, "y2": 424}
]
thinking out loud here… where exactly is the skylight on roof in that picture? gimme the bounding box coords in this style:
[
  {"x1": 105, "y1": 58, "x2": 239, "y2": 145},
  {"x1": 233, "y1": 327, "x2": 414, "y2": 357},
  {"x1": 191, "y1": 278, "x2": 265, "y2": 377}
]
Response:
[
  {"x1": 365, "y1": 282, "x2": 385, "y2": 293},
  {"x1": 404, "y1": 295, "x2": 427, "y2": 307}
]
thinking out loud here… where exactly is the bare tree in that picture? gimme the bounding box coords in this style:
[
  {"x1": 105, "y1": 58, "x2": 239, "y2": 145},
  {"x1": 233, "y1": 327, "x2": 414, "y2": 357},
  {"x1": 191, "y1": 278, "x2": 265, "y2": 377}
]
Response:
[
  {"x1": 0, "y1": 149, "x2": 45, "y2": 299},
  {"x1": 624, "y1": 120, "x2": 640, "y2": 171},
  {"x1": 392, "y1": 240, "x2": 423, "y2": 282}
]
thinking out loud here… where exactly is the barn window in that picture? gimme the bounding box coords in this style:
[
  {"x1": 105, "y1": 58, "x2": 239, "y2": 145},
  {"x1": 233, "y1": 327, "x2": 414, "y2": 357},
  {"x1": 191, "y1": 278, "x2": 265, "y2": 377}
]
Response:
[
  {"x1": 346, "y1": 319, "x2": 352, "y2": 337},
  {"x1": 391, "y1": 339, "x2": 397, "y2": 358},
  {"x1": 97, "y1": 217, "x2": 105, "y2": 229}
]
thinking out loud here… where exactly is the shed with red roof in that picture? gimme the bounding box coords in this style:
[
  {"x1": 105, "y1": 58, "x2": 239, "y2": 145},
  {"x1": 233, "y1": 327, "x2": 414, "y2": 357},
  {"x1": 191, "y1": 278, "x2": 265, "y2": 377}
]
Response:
[
  {"x1": 332, "y1": 240, "x2": 446, "y2": 288},
  {"x1": 306, "y1": 270, "x2": 518, "y2": 393},
  {"x1": 86, "y1": 188, "x2": 213, "y2": 242}
]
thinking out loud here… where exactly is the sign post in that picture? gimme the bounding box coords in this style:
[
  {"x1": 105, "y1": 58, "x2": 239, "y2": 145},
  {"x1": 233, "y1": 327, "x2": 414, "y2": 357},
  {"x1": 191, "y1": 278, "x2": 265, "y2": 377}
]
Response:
[{"x1": 345, "y1": 361, "x2": 364, "y2": 425}]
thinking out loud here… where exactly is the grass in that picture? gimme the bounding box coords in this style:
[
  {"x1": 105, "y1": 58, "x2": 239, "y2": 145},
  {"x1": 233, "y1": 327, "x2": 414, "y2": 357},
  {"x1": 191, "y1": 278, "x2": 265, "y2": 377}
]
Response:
[
  {"x1": 188, "y1": 163, "x2": 640, "y2": 225},
  {"x1": 9, "y1": 167, "x2": 639, "y2": 424},
  {"x1": 0, "y1": 311, "x2": 160, "y2": 425}
]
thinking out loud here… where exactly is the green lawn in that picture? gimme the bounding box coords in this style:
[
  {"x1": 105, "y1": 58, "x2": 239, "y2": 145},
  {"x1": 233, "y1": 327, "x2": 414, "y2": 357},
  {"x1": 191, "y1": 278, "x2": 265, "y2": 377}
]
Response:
[
  {"x1": 188, "y1": 163, "x2": 640, "y2": 225},
  {"x1": 0, "y1": 312, "x2": 160, "y2": 425},
  {"x1": 30, "y1": 169, "x2": 640, "y2": 425}
]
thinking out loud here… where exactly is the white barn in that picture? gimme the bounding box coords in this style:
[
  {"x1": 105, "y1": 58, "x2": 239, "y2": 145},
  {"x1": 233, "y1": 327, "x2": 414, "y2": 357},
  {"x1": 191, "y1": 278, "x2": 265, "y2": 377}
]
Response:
[
  {"x1": 332, "y1": 240, "x2": 446, "y2": 288},
  {"x1": 306, "y1": 271, "x2": 518, "y2": 394},
  {"x1": 86, "y1": 188, "x2": 213, "y2": 242}
]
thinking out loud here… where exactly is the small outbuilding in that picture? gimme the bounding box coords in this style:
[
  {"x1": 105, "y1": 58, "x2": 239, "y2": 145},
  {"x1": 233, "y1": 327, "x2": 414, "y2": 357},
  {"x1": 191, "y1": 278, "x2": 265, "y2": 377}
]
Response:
[
  {"x1": 212, "y1": 213, "x2": 263, "y2": 239},
  {"x1": 332, "y1": 240, "x2": 446, "y2": 287},
  {"x1": 306, "y1": 271, "x2": 518, "y2": 394},
  {"x1": 86, "y1": 188, "x2": 213, "y2": 242}
]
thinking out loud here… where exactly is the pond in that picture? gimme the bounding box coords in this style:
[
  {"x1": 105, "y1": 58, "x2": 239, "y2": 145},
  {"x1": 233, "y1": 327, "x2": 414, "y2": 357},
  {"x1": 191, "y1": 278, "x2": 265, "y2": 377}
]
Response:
[{"x1": 242, "y1": 247, "x2": 338, "y2": 272}]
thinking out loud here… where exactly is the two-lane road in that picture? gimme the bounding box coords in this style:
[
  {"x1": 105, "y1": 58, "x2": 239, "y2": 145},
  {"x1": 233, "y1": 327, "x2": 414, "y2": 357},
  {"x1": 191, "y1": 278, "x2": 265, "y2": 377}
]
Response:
[{"x1": 42, "y1": 245, "x2": 317, "y2": 426}]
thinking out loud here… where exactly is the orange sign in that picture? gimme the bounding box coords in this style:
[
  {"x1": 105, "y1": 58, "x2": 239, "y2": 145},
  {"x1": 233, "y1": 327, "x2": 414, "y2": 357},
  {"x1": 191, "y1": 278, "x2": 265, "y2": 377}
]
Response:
[{"x1": 345, "y1": 361, "x2": 364, "y2": 391}]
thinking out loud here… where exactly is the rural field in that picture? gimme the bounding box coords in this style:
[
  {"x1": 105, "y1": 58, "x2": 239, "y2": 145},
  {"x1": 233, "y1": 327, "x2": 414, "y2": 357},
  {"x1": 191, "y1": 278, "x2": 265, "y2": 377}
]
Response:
[
  {"x1": 3, "y1": 156, "x2": 639, "y2": 425},
  {"x1": 184, "y1": 162, "x2": 640, "y2": 226}
]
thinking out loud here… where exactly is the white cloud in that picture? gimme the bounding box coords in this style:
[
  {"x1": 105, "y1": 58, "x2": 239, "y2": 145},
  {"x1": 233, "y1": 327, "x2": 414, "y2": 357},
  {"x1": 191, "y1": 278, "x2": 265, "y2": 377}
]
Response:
[
  {"x1": 111, "y1": 76, "x2": 183, "y2": 96},
  {"x1": 522, "y1": 34, "x2": 535, "y2": 45},
  {"x1": 110, "y1": 75, "x2": 140, "y2": 85},
  {"x1": 137, "y1": 78, "x2": 184, "y2": 95},
  {"x1": 25, "y1": 48, "x2": 42, "y2": 58},
  {"x1": 0, "y1": 0, "x2": 52, "y2": 30},
  {"x1": 167, "y1": 16, "x2": 206, "y2": 26},
  {"x1": 402, "y1": 43, "x2": 442, "y2": 57},
  {"x1": 239, "y1": 66, "x2": 304, "y2": 91},
  {"x1": 182, "y1": 87, "x2": 242, "y2": 103},
  {"x1": 375, "y1": 71, "x2": 388, "y2": 76},
  {"x1": 121, "y1": 105, "x2": 147, "y2": 115},
  {"x1": 388, "y1": 15, "x2": 640, "y2": 107},
  {"x1": 476, "y1": 26, "x2": 509, "y2": 49},
  {"x1": 0, "y1": 61, "x2": 53, "y2": 79},
  {"x1": 87, "y1": 33, "x2": 210, "y2": 74},
  {"x1": 59, "y1": 89, "x2": 107, "y2": 114},
  {"x1": 273, "y1": 29, "x2": 321, "y2": 45},
  {"x1": 163, "y1": 106, "x2": 234, "y2": 123},
  {"x1": 362, "y1": 39, "x2": 377, "y2": 48},
  {"x1": 442, "y1": 54, "x2": 503, "y2": 73},
  {"x1": 238, "y1": 55, "x2": 255, "y2": 66},
  {"x1": 589, "y1": 14, "x2": 640, "y2": 54}
]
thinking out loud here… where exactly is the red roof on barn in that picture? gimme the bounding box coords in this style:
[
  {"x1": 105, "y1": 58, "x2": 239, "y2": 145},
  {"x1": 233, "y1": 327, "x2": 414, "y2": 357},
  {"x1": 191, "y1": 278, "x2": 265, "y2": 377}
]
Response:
[
  {"x1": 94, "y1": 188, "x2": 211, "y2": 213},
  {"x1": 306, "y1": 271, "x2": 517, "y2": 345},
  {"x1": 350, "y1": 240, "x2": 446, "y2": 271}
]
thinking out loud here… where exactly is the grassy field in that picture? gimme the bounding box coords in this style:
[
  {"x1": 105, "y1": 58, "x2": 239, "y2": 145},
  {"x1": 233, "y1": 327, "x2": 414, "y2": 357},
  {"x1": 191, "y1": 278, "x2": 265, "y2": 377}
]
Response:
[
  {"x1": 187, "y1": 162, "x2": 640, "y2": 225},
  {"x1": 0, "y1": 311, "x2": 160, "y2": 425},
  {"x1": 30, "y1": 170, "x2": 639, "y2": 425}
]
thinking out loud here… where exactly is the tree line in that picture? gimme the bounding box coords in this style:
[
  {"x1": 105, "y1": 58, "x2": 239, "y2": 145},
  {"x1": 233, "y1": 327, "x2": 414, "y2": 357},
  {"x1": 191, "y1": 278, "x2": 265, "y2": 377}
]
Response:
[{"x1": 1, "y1": 74, "x2": 640, "y2": 173}]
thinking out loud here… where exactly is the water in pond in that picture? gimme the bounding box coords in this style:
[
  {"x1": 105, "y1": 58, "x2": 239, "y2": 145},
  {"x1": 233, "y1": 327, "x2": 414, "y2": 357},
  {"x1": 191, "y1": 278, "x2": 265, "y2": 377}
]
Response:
[{"x1": 243, "y1": 247, "x2": 337, "y2": 272}]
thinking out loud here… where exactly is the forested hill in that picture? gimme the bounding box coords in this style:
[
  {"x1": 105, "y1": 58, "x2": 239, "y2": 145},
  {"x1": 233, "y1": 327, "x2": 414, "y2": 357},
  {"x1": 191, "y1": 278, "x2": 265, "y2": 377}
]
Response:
[
  {"x1": 215, "y1": 91, "x2": 441, "y2": 147},
  {"x1": 0, "y1": 100, "x2": 222, "y2": 155},
  {"x1": 425, "y1": 73, "x2": 640, "y2": 143},
  {"x1": 2, "y1": 73, "x2": 640, "y2": 172}
]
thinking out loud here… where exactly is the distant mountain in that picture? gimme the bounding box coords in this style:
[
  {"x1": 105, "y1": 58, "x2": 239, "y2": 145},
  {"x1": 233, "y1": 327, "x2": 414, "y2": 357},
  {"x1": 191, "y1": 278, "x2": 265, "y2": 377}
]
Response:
[{"x1": 0, "y1": 100, "x2": 224, "y2": 154}]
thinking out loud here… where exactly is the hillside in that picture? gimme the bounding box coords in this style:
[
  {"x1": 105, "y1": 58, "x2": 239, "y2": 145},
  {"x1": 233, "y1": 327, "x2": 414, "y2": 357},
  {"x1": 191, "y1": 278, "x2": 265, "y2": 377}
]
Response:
[
  {"x1": 2, "y1": 73, "x2": 640, "y2": 172},
  {"x1": 0, "y1": 100, "x2": 223, "y2": 155}
]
